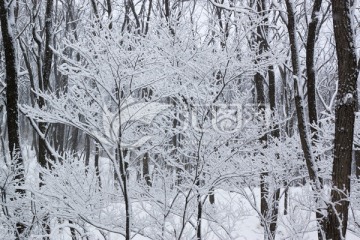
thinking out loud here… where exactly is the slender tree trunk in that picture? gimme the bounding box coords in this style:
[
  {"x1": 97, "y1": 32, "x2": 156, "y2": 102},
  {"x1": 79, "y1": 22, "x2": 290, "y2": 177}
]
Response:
[
  {"x1": 196, "y1": 190, "x2": 202, "y2": 240},
  {"x1": 285, "y1": 2, "x2": 325, "y2": 239},
  {"x1": 141, "y1": 87, "x2": 153, "y2": 187},
  {"x1": 326, "y1": 1, "x2": 358, "y2": 239},
  {"x1": 94, "y1": 142, "x2": 101, "y2": 187},
  {"x1": 90, "y1": 0, "x2": 100, "y2": 20},
  {"x1": 305, "y1": 1, "x2": 327, "y2": 238},
  {"x1": 255, "y1": 68, "x2": 268, "y2": 219},
  {"x1": 268, "y1": 64, "x2": 280, "y2": 238},
  {"x1": 284, "y1": 188, "x2": 288, "y2": 215},
  {"x1": 144, "y1": 0, "x2": 153, "y2": 35},
  {"x1": 209, "y1": 187, "x2": 215, "y2": 204},
  {"x1": 0, "y1": 1, "x2": 26, "y2": 238},
  {"x1": 106, "y1": 0, "x2": 113, "y2": 29},
  {"x1": 116, "y1": 145, "x2": 130, "y2": 240},
  {"x1": 70, "y1": 127, "x2": 79, "y2": 153},
  {"x1": 37, "y1": 1, "x2": 54, "y2": 237},
  {"x1": 253, "y1": 0, "x2": 268, "y2": 219},
  {"x1": 42, "y1": 0, "x2": 54, "y2": 93},
  {"x1": 142, "y1": 152, "x2": 152, "y2": 187},
  {"x1": 85, "y1": 134, "x2": 91, "y2": 170},
  {"x1": 285, "y1": 0, "x2": 322, "y2": 194},
  {"x1": 279, "y1": 66, "x2": 292, "y2": 216},
  {"x1": 252, "y1": 1, "x2": 280, "y2": 237},
  {"x1": 38, "y1": 0, "x2": 54, "y2": 168},
  {"x1": 306, "y1": 0, "x2": 322, "y2": 140}
]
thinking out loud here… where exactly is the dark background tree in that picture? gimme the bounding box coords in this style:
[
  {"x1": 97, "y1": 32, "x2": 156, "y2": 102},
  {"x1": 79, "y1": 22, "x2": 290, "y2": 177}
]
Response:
[
  {"x1": 326, "y1": 0, "x2": 358, "y2": 239},
  {"x1": 0, "y1": 0, "x2": 25, "y2": 238}
]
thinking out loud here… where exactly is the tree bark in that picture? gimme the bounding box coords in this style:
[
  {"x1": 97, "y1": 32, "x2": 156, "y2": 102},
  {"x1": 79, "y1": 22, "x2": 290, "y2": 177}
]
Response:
[
  {"x1": 37, "y1": 1, "x2": 54, "y2": 238},
  {"x1": 306, "y1": 0, "x2": 322, "y2": 140},
  {"x1": 305, "y1": 1, "x2": 327, "y2": 238},
  {"x1": 253, "y1": 0, "x2": 268, "y2": 219},
  {"x1": 0, "y1": 0, "x2": 25, "y2": 238},
  {"x1": 285, "y1": 2, "x2": 326, "y2": 238},
  {"x1": 38, "y1": 0, "x2": 54, "y2": 168},
  {"x1": 252, "y1": 1, "x2": 280, "y2": 238},
  {"x1": 285, "y1": 0, "x2": 322, "y2": 194},
  {"x1": 106, "y1": 0, "x2": 113, "y2": 29},
  {"x1": 356, "y1": 148, "x2": 360, "y2": 178},
  {"x1": 268, "y1": 64, "x2": 280, "y2": 238},
  {"x1": 85, "y1": 134, "x2": 91, "y2": 170},
  {"x1": 94, "y1": 141, "x2": 101, "y2": 187},
  {"x1": 141, "y1": 87, "x2": 153, "y2": 187},
  {"x1": 326, "y1": 0, "x2": 358, "y2": 239},
  {"x1": 196, "y1": 191, "x2": 202, "y2": 240},
  {"x1": 142, "y1": 152, "x2": 152, "y2": 187},
  {"x1": 116, "y1": 145, "x2": 131, "y2": 240}
]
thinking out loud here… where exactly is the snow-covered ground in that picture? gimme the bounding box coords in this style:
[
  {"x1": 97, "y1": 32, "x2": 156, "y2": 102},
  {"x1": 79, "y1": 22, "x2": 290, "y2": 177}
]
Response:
[
  {"x1": 20, "y1": 147, "x2": 360, "y2": 240},
  {"x1": 49, "y1": 188, "x2": 360, "y2": 240}
]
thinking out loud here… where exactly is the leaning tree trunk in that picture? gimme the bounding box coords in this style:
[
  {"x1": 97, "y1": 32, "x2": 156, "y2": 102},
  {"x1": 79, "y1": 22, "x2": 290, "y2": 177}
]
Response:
[
  {"x1": 285, "y1": 2, "x2": 326, "y2": 238},
  {"x1": 0, "y1": 0, "x2": 25, "y2": 238},
  {"x1": 326, "y1": 0, "x2": 358, "y2": 239}
]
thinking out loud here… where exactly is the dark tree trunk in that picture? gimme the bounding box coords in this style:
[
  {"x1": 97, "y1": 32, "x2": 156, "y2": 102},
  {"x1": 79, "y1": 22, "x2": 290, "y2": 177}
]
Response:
[
  {"x1": 285, "y1": 2, "x2": 326, "y2": 238},
  {"x1": 85, "y1": 134, "x2": 91, "y2": 170},
  {"x1": 253, "y1": 0, "x2": 268, "y2": 219},
  {"x1": 121, "y1": 0, "x2": 131, "y2": 33},
  {"x1": 106, "y1": 0, "x2": 113, "y2": 29},
  {"x1": 326, "y1": 0, "x2": 358, "y2": 239},
  {"x1": 42, "y1": 0, "x2": 54, "y2": 93},
  {"x1": 38, "y1": 0, "x2": 54, "y2": 168},
  {"x1": 356, "y1": 148, "x2": 360, "y2": 178},
  {"x1": 279, "y1": 65, "x2": 294, "y2": 136},
  {"x1": 306, "y1": 0, "x2": 322, "y2": 140},
  {"x1": 305, "y1": 1, "x2": 327, "y2": 238},
  {"x1": 70, "y1": 127, "x2": 79, "y2": 153},
  {"x1": 196, "y1": 191, "x2": 202, "y2": 240},
  {"x1": 209, "y1": 187, "x2": 215, "y2": 204},
  {"x1": 144, "y1": 0, "x2": 153, "y2": 35},
  {"x1": 268, "y1": 64, "x2": 280, "y2": 238},
  {"x1": 252, "y1": 1, "x2": 281, "y2": 237},
  {"x1": 116, "y1": 145, "x2": 130, "y2": 240},
  {"x1": 142, "y1": 152, "x2": 152, "y2": 187},
  {"x1": 285, "y1": 0, "x2": 322, "y2": 193},
  {"x1": 53, "y1": 123, "x2": 65, "y2": 155},
  {"x1": 94, "y1": 142, "x2": 101, "y2": 187},
  {"x1": 255, "y1": 69, "x2": 267, "y2": 220},
  {"x1": 284, "y1": 188, "x2": 288, "y2": 215},
  {"x1": 90, "y1": 0, "x2": 100, "y2": 20},
  {"x1": 141, "y1": 87, "x2": 153, "y2": 187},
  {"x1": 0, "y1": 0, "x2": 25, "y2": 238},
  {"x1": 37, "y1": 1, "x2": 54, "y2": 238}
]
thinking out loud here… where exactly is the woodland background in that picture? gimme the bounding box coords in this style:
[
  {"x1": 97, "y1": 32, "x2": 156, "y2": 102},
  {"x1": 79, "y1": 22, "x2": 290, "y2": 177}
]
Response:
[{"x1": 0, "y1": 0, "x2": 359, "y2": 239}]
